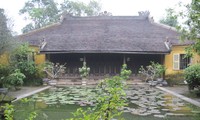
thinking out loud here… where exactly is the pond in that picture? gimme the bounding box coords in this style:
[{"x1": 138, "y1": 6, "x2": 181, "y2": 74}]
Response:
[{"x1": 13, "y1": 85, "x2": 199, "y2": 120}]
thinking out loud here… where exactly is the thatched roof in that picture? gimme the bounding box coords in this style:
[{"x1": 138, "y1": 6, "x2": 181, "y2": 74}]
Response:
[{"x1": 18, "y1": 14, "x2": 190, "y2": 54}]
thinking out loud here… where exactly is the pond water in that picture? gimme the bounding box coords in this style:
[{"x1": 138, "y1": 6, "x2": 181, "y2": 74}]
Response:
[{"x1": 13, "y1": 85, "x2": 199, "y2": 120}]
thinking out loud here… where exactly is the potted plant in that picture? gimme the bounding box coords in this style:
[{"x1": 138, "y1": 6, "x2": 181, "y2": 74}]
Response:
[{"x1": 79, "y1": 62, "x2": 90, "y2": 85}]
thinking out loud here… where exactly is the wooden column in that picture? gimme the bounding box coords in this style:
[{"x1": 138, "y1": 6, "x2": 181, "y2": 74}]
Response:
[{"x1": 123, "y1": 55, "x2": 126, "y2": 64}]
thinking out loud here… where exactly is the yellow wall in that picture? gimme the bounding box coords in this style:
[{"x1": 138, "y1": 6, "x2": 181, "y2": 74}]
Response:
[
  {"x1": 0, "y1": 46, "x2": 45, "y2": 65},
  {"x1": 164, "y1": 45, "x2": 200, "y2": 75},
  {"x1": 30, "y1": 46, "x2": 46, "y2": 64},
  {"x1": 0, "y1": 52, "x2": 9, "y2": 65}
]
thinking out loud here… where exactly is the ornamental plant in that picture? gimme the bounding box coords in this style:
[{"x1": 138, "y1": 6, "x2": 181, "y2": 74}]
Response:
[
  {"x1": 184, "y1": 64, "x2": 200, "y2": 90},
  {"x1": 139, "y1": 62, "x2": 166, "y2": 82},
  {"x1": 120, "y1": 64, "x2": 132, "y2": 80},
  {"x1": 79, "y1": 62, "x2": 90, "y2": 78}
]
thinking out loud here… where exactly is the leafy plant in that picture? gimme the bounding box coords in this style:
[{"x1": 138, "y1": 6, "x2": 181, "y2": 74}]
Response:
[
  {"x1": 120, "y1": 64, "x2": 132, "y2": 80},
  {"x1": 1, "y1": 103, "x2": 37, "y2": 120},
  {"x1": 10, "y1": 44, "x2": 43, "y2": 86},
  {"x1": 68, "y1": 76, "x2": 127, "y2": 120},
  {"x1": 79, "y1": 62, "x2": 90, "y2": 78},
  {"x1": 69, "y1": 64, "x2": 131, "y2": 120},
  {"x1": 25, "y1": 112, "x2": 37, "y2": 120},
  {"x1": 1, "y1": 103, "x2": 14, "y2": 120},
  {"x1": 184, "y1": 64, "x2": 200, "y2": 90},
  {"x1": 0, "y1": 64, "x2": 11, "y2": 87},
  {"x1": 139, "y1": 62, "x2": 166, "y2": 82},
  {"x1": 7, "y1": 69, "x2": 25, "y2": 90}
]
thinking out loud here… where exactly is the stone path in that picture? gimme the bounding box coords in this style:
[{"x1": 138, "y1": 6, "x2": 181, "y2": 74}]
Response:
[
  {"x1": 7, "y1": 86, "x2": 51, "y2": 102},
  {"x1": 164, "y1": 85, "x2": 200, "y2": 102},
  {"x1": 157, "y1": 86, "x2": 200, "y2": 107}
]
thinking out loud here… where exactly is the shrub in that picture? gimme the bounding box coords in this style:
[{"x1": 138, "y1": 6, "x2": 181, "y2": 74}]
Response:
[
  {"x1": 120, "y1": 64, "x2": 132, "y2": 80},
  {"x1": 0, "y1": 64, "x2": 11, "y2": 87},
  {"x1": 10, "y1": 44, "x2": 43, "y2": 86},
  {"x1": 7, "y1": 69, "x2": 25, "y2": 90},
  {"x1": 79, "y1": 62, "x2": 90, "y2": 78},
  {"x1": 139, "y1": 62, "x2": 166, "y2": 82},
  {"x1": 69, "y1": 76, "x2": 127, "y2": 120},
  {"x1": 184, "y1": 64, "x2": 200, "y2": 90},
  {"x1": 165, "y1": 73, "x2": 185, "y2": 86}
]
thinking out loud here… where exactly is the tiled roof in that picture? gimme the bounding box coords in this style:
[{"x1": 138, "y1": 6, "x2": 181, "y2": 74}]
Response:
[{"x1": 18, "y1": 15, "x2": 190, "y2": 54}]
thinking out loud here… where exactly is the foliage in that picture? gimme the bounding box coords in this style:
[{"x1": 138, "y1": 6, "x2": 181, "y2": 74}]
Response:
[
  {"x1": 0, "y1": 8, "x2": 14, "y2": 55},
  {"x1": 184, "y1": 64, "x2": 200, "y2": 90},
  {"x1": 159, "y1": 8, "x2": 178, "y2": 27},
  {"x1": 25, "y1": 112, "x2": 37, "y2": 120},
  {"x1": 0, "y1": 64, "x2": 11, "y2": 87},
  {"x1": 1, "y1": 103, "x2": 37, "y2": 120},
  {"x1": 61, "y1": 0, "x2": 101, "y2": 16},
  {"x1": 7, "y1": 69, "x2": 25, "y2": 90},
  {"x1": 19, "y1": 0, "x2": 101, "y2": 33},
  {"x1": 19, "y1": 0, "x2": 60, "y2": 33},
  {"x1": 68, "y1": 76, "x2": 127, "y2": 120},
  {"x1": 10, "y1": 44, "x2": 43, "y2": 86},
  {"x1": 44, "y1": 62, "x2": 66, "y2": 78},
  {"x1": 120, "y1": 64, "x2": 132, "y2": 80},
  {"x1": 79, "y1": 62, "x2": 90, "y2": 78},
  {"x1": 139, "y1": 62, "x2": 166, "y2": 82},
  {"x1": 1, "y1": 103, "x2": 14, "y2": 120},
  {"x1": 176, "y1": 0, "x2": 200, "y2": 55},
  {"x1": 69, "y1": 65, "x2": 131, "y2": 120}
]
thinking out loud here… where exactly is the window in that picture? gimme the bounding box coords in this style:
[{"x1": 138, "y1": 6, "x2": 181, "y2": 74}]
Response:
[{"x1": 173, "y1": 54, "x2": 191, "y2": 70}]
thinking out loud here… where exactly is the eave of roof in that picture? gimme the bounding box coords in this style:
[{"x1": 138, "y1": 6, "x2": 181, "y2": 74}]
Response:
[{"x1": 39, "y1": 50, "x2": 170, "y2": 54}]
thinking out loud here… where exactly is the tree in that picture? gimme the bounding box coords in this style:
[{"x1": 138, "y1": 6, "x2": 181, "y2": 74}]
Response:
[
  {"x1": 159, "y1": 8, "x2": 178, "y2": 27},
  {"x1": 0, "y1": 8, "x2": 13, "y2": 55},
  {"x1": 60, "y1": 0, "x2": 101, "y2": 16},
  {"x1": 20, "y1": 0, "x2": 102, "y2": 33},
  {"x1": 68, "y1": 65, "x2": 131, "y2": 120},
  {"x1": 176, "y1": 0, "x2": 200, "y2": 55},
  {"x1": 19, "y1": 0, "x2": 60, "y2": 33}
]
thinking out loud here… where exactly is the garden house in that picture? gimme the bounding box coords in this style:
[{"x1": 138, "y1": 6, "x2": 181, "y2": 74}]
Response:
[{"x1": 17, "y1": 12, "x2": 200, "y2": 78}]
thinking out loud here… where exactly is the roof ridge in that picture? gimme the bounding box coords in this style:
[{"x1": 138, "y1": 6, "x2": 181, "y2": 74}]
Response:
[
  {"x1": 150, "y1": 21, "x2": 177, "y2": 32},
  {"x1": 18, "y1": 23, "x2": 60, "y2": 37},
  {"x1": 61, "y1": 15, "x2": 149, "y2": 22}
]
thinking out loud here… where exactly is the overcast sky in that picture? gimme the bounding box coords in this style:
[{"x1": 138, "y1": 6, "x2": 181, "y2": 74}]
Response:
[{"x1": 0, "y1": 0, "x2": 191, "y2": 34}]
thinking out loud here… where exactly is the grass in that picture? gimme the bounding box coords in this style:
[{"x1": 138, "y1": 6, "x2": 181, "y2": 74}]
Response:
[{"x1": 182, "y1": 90, "x2": 200, "y2": 99}]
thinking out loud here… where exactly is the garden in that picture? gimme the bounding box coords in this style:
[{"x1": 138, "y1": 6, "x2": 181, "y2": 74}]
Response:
[{"x1": 0, "y1": 43, "x2": 200, "y2": 120}]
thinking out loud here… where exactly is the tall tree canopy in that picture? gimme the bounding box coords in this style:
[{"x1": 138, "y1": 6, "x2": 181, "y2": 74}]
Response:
[
  {"x1": 20, "y1": 0, "x2": 101, "y2": 33},
  {"x1": 0, "y1": 8, "x2": 13, "y2": 55},
  {"x1": 159, "y1": 8, "x2": 178, "y2": 27},
  {"x1": 60, "y1": 0, "x2": 101, "y2": 16},
  {"x1": 19, "y1": 0, "x2": 60, "y2": 33}
]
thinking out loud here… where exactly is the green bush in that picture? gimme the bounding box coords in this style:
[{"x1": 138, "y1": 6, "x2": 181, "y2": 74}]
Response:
[
  {"x1": 7, "y1": 69, "x2": 25, "y2": 90},
  {"x1": 79, "y1": 62, "x2": 90, "y2": 78},
  {"x1": 165, "y1": 73, "x2": 185, "y2": 86},
  {"x1": 184, "y1": 64, "x2": 200, "y2": 90},
  {"x1": 0, "y1": 64, "x2": 11, "y2": 87},
  {"x1": 10, "y1": 44, "x2": 44, "y2": 86},
  {"x1": 120, "y1": 64, "x2": 132, "y2": 80},
  {"x1": 139, "y1": 62, "x2": 166, "y2": 81}
]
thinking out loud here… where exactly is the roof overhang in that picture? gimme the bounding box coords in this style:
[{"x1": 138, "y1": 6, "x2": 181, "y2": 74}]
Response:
[{"x1": 39, "y1": 50, "x2": 170, "y2": 54}]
